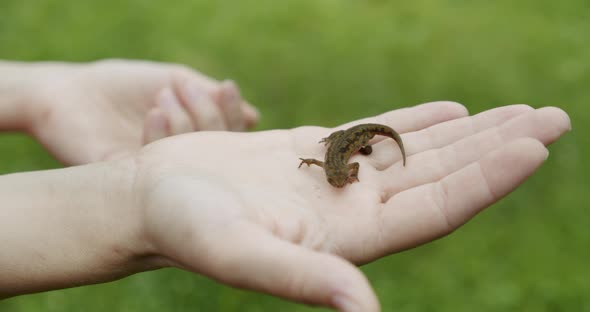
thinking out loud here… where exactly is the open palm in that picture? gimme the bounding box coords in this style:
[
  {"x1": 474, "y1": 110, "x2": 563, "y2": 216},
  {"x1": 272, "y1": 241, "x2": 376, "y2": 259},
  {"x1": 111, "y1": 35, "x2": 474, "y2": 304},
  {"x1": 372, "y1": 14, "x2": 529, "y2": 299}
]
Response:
[
  {"x1": 27, "y1": 59, "x2": 258, "y2": 165},
  {"x1": 137, "y1": 102, "x2": 570, "y2": 311}
]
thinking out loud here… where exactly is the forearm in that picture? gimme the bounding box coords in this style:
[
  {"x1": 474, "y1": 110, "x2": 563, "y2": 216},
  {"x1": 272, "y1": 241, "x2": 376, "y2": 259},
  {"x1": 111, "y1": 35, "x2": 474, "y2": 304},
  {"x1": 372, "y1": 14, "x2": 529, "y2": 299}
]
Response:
[{"x1": 0, "y1": 158, "x2": 155, "y2": 298}]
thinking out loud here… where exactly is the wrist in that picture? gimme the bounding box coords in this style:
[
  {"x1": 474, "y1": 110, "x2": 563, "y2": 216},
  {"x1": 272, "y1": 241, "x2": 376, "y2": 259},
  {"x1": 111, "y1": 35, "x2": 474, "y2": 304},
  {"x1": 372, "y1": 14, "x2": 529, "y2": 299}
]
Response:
[
  {"x1": 0, "y1": 61, "x2": 83, "y2": 133},
  {"x1": 92, "y1": 156, "x2": 163, "y2": 272},
  {"x1": 0, "y1": 61, "x2": 38, "y2": 131}
]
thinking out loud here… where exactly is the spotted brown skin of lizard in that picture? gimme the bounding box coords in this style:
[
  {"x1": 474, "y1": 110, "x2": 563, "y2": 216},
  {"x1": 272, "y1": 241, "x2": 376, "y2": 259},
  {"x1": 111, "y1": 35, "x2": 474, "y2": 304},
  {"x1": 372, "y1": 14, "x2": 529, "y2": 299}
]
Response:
[{"x1": 298, "y1": 123, "x2": 406, "y2": 188}]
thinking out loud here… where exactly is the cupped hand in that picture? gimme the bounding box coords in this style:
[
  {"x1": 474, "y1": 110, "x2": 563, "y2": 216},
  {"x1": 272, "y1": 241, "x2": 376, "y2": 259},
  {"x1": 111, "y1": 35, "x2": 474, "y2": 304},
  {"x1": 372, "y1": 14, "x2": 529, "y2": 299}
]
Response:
[
  {"x1": 134, "y1": 102, "x2": 570, "y2": 311},
  {"x1": 26, "y1": 59, "x2": 259, "y2": 165}
]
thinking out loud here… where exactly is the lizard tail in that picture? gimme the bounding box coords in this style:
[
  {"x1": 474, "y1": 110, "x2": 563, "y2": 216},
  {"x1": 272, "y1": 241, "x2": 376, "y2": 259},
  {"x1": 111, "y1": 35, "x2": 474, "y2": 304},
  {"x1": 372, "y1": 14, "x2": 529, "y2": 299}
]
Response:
[{"x1": 388, "y1": 128, "x2": 406, "y2": 166}]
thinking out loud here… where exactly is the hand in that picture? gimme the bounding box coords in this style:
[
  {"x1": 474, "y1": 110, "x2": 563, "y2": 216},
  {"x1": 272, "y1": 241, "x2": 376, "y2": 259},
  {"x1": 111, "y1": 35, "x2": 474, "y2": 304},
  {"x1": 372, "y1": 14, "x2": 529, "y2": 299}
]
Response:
[
  {"x1": 25, "y1": 59, "x2": 259, "y2": 165},
  {"x1": 134, "y1": 102, "x2": 570, "y2": 311}
]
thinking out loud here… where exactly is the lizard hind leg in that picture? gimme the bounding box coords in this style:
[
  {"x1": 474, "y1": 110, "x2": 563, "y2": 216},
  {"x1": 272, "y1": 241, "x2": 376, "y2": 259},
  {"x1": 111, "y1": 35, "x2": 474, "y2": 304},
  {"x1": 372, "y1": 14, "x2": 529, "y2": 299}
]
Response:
[
  {"x1": 359, "y1": 145, "x2": 373, "y2": 155},
  {"x1": 347, "y1": 162, "x2": 360, "y2": 183},
  {"x1": 298, "y1": 158, "x2": 325, "y2": 168}
]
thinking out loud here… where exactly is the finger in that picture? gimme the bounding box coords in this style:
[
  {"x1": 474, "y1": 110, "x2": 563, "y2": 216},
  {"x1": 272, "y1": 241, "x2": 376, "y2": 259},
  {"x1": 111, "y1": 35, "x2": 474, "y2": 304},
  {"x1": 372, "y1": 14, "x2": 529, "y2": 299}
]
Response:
[
  {"x1": 170, "y1": 64, "x2": 220, "y2": 93},
  {"x1": 218, "y1": 80, "x2": 246, "y2": 131},
  {"x1": 241, "y1": 101, "x2": 260, "y2": 129},
  {"x1": 373, "y1": 138, "x2": 548, "y2": 256},
  {"x1": 406, "y1": 104, "x2": 533, "y2": 154},
  {"x1": 201, "y1": 225, "x2": 379, "y2": 312},
  {"x1": 178, "y1": 81, "x2": 227, "y2": 131},
  {"x1": 143, "y1": 107, "x2": 169, "y2": 144},
  {"x1": 379, "y1": 106, "x2": 571, "y2": 197},
  {"x1": 336, "y1": 101, "x2": 469, "y2": 135},
  {"x1": 299, "y1": 101, "x2": 468, "y2": 158},
  {"x1": 360, "y1": 104, "x2": 533, "y2": 169},
  {"x1": 157, "y1": 87, "x2": 194, "y2": 134}
]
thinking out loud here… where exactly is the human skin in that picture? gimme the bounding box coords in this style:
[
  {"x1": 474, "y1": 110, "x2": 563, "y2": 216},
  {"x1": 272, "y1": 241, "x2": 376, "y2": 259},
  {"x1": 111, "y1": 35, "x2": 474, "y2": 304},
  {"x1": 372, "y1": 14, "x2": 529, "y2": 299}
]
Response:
[
  {"x1": 0, "y1": 99, "x2": 571, "y2": 311},
  {"x1": 0, "y1": 59, "x2": 259, "y2": 165}
]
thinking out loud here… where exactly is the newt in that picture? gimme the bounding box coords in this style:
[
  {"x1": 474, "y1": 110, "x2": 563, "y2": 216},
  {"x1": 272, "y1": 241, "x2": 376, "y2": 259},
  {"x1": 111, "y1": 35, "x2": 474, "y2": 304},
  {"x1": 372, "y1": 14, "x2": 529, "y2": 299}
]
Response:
[{"x1": 298, "y1": 123, "x2": 406, "y2": 188}]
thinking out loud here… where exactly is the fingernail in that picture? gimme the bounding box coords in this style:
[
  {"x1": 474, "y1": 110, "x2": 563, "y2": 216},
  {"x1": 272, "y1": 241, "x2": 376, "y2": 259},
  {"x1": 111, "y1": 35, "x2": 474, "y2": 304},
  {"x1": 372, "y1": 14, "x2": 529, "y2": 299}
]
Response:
[
  {"x1": 544, "y1": 148, "x2": 550, "y2": 160},
  {"x1": 243, "y1": 103, "x2": 260, "y2": 120},
  {"x1": 221, "y1": 80, "x2": 239, "y2": 103},
  {"x1": 332, "y1": 295, "x2": 361, "y2": 312}
]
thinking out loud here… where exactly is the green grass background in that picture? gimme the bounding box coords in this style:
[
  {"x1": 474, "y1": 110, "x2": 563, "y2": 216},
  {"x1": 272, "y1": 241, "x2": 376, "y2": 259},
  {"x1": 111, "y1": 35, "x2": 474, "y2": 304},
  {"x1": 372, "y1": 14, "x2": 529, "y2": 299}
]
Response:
[{"x1": 1, "y1": 0, "x2": 588, "y2": 311}]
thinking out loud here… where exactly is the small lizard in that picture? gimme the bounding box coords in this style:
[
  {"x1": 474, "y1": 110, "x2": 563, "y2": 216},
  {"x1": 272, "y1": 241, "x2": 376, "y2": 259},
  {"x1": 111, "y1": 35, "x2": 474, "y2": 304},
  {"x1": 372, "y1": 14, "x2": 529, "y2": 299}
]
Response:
[{"x1": 298, "y1": 123, "x2": 406, "y2": 188}]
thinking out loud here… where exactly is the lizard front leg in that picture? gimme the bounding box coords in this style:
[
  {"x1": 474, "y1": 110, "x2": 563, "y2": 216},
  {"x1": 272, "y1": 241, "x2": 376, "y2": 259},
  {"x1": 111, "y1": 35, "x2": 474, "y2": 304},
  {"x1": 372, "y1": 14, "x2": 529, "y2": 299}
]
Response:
[
  {"x1": 318, "y1": 130, "x2": 344, "y2": 146},
  {"x1": 298, "y1": 158, "x2": 325, "y2": 168},
  {"x1": 347, "y1": 162, "x2": 360, "y2": 183}
]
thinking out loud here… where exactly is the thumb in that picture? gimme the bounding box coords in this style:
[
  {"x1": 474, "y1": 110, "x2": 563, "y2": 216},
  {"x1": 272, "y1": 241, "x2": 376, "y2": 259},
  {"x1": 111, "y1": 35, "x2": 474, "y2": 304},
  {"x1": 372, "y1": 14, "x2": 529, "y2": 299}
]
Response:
[
  {"x1": 143, "y1": 107, "x2": 169, "y2": 144},
  {"x1": 201, "y1": 224, "x2": 380, "y2": 312}
]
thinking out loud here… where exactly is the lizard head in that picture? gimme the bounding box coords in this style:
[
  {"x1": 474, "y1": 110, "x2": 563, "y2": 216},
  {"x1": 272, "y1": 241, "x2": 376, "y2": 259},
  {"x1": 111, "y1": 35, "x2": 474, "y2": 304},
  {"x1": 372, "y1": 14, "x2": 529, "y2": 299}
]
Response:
[{"x1": 326, "y1": 169, "x2": 354, "y2": 188}]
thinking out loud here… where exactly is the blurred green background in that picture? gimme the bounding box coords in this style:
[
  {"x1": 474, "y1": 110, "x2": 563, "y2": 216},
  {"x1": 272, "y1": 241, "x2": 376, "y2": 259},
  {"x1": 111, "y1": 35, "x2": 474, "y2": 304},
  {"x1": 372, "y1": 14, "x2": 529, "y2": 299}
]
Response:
[{"x1": 0, "y1": 0, "x2": 588, "y2": 311}]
